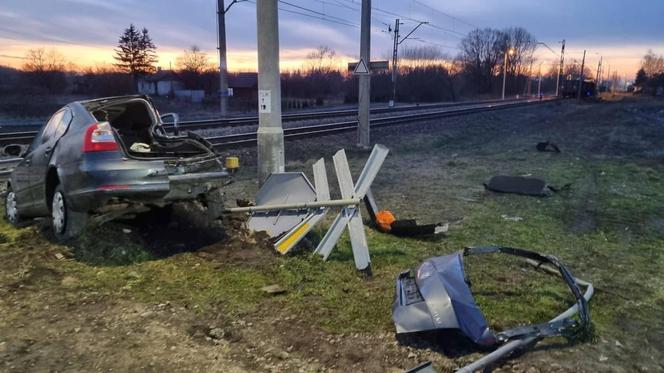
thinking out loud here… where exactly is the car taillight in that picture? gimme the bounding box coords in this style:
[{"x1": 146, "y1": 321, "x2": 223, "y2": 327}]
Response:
[{"x1": 82, "y1": 122, "x2": 119, "y2": 152}]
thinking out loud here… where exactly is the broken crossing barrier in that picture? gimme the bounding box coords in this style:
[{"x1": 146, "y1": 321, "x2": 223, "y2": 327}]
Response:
[{"x1": 226, "y1": 144, "x2": 389, "y2": 273}]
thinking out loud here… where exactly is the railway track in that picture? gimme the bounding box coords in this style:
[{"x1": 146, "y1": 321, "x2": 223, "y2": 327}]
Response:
[
  {"x1": 0, "y1": 97, "x2": 521, "y2": 146},
  {"x1": 0, "y1": 97, "x2": 555, "y2": 174},
  {"x1": 206, "y1": 97, "x2": 555, "y2": 147}
]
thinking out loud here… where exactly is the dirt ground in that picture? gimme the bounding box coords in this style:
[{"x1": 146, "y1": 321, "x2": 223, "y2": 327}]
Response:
[{"x1": 1, "y1": 95, "x2": 664, "y2": 372}]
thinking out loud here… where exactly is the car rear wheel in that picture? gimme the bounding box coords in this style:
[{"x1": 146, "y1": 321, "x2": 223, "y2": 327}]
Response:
[
  {"x1": 52, "y1": 185, "x2": 88, "y2": 241},
  {"x1": 4, "y1": 185, "x2": 21, "y2": 227}
]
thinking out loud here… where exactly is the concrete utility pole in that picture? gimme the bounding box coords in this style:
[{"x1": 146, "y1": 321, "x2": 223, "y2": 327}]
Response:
[
  {"x1": 256, "y1": 0, "x2": 284, "y2": 184},
  {"x1": 501, "y1": 48, "x2": 514, "y2": 100},
  {"x1": 556, "y1": 39, "x2": 565, "y2": 97},
  {"x1": 217, "y1": 0, "x2": 229, "y2": 116},
  {"x1": 577, "y1": 49, "x2": 586, "y2": 100},
  {"x1": 595, "y1": 56, "x2": 602, "y2": 86},
  {"x1": 537, "y1": 63, "x2": 542, "y2": 98},
  {"x1": 357, "y1": 0, "x2": 371, "y2": 147}
]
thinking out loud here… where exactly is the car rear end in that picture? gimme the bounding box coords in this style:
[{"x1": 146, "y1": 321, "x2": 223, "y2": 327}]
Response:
[{"x1": 61, "y1": 99, "x2": 230, "y2": 214}]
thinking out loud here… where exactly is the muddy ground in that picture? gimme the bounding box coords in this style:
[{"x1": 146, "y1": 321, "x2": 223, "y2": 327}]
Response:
[{"x1": 1, "y1": 96, "x2": 664, "y2": 372}]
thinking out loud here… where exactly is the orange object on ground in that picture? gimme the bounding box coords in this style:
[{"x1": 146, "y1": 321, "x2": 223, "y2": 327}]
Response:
[{"x1": 375, "y1": 210, "x2": 396, "y2": 232}]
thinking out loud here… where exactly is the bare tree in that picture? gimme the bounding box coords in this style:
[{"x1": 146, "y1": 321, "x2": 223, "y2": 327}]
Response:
[
  {"x1": 458, "y1": 28, "x2": 503, "y2": 93},
  {"x1": 563, "y1": 59, "x2": 593, "y2": 80},
  {"x1": 400, "y1": 46, "x2": 446, "y2": 68},
  {"x1": 23, "y1": 48, "x2": 66, "y2": 73},
  {"x1": 642, "y1": 50, "x2": 664, "y2": 76},
  {"x1": 176, "y1": 45, "x2": 211, "y2": 73},
  {"x1": 500, "y1": 27, "x2": 537, "y2": 77},
  {"x1": 22, "y1": 48, "x2": 68, "y2": 94},
  {"x1": 305, "y1": 46, "x2": 338, "y2": 74}
]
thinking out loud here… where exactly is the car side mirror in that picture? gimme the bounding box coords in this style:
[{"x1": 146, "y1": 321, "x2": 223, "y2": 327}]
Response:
[
  {"x1": 3, "y1": 144, "x2": 24, "y2": 157},
  {"x1": 160, "y1": 113, "x2": 180, "y2": 136}
]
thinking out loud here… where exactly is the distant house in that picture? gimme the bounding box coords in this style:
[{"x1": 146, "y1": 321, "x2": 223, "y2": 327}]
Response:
[
  {"x1": 137, "y1": 69, "x2": 183, "y2": 97},
  {"x1": 228, "y1": 72, "x2": 258, "y2": 100},
  {"x1": 227, "y1": 72, "x2": 258, "y2": 111}
]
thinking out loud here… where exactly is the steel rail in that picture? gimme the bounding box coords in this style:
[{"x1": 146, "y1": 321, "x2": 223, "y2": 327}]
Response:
[
  {"x1": 0, "y1": 98, "x2": 555, "y2": 176},
  {"x1": 208, "y1": 97, "x2": 556, "y2": 148},
  {"x1": 0, "y1": 97, "x2": 524, "y2": 144}
]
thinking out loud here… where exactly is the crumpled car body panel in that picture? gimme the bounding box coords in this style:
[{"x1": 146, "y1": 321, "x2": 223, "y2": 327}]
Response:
[{"x1": 393, "y1": 252, "x2": 495, "y2": 345}]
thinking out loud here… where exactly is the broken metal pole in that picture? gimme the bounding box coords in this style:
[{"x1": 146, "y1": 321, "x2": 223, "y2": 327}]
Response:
[
  {"x1": 256, "y1": 0, "x2": 285, "y2": 185},
  {"x1": 225, "y1": 198, "x2": 361, "y2": 213}
]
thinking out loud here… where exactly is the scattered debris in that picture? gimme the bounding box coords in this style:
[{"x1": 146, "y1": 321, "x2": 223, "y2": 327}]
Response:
[
  {"x1": 536, "y1": 141, "x2": 561, "y2": 153},
  {"x1": 122, "y1": 228, "x2": 132, "y2": 234},
  {"x1": 405, "y1": 361, "x2": 437, "y2": 373},
  {"x1": 54, "y1": 253, "x2": 65, "y2": 260},
  {"x1": 364, "y1": 189, "x2": 448, "y2": 237},
  {"x1": 501, "y1": 214, "x2": 524, "y2": 222},
  {"x1": 485, "y1": 175, "x2": 570, "y2": 196},
  {"x1": 129, "y1": 142, "x2": 151, "y2": 153},
  {"x1": 235, "y1": 199, "x2": 253, "y2": 207},
  {"x1": 393, "y1": 245, "x2": 593, "y2": 372},
  {"x1": 261, "y1": 284, "x2": 286, "y2": 295}
]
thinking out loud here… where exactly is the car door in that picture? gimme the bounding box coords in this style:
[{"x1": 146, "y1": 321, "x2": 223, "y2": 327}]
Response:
[
  {"x1": 9, "y1": 136, "x2": 40, "y2": 212},
  {"x1": 28, "y1": 109, "x2": 71, "y2": 212}
]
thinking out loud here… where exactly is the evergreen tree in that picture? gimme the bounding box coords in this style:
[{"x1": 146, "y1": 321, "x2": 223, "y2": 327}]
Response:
[
  {"x1": 635, "y1": 67, "x2": 648, "y2": 87},
  {"x1": 114, "y1": 24, "x2": 158, "y2": 82}
]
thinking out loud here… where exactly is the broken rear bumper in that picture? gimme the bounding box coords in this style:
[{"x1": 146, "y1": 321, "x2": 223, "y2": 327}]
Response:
[{"x1": 63, "y1": 152, "x2": 229, "y2": 212}]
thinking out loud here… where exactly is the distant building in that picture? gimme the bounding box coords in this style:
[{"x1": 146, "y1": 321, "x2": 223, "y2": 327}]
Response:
[
  {"x1": 228, "y1": 72, "x2": 258, "y2": 111},
  {"x1": 137, "y1": 69, "x2": 183, "y2": 97},
  {"x1": 228, "y1": 72, "x2": 258, "y2": 100},
  {"x1": 137, "y1": 69, "x2": 205, "y2": 102}
]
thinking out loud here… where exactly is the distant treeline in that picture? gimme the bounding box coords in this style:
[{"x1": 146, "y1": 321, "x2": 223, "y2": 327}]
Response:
[
  {"x1": 635, "y1": 51, "x2": 664, "y2": 95},
  {"x1": 2, "y1": 24, "x2": 614, "y2": 117}
]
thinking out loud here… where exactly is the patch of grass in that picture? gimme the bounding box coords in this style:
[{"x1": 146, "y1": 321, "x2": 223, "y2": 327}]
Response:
[
  {"x1": 70, "y1": 254, "x2": 270, "y2": 314},
  {"x1": 74, "y1": 225, "x2": 155, "y2": 266},
  {"x1": 1, "y1": 100, "x2": 663, "y2": 370}
]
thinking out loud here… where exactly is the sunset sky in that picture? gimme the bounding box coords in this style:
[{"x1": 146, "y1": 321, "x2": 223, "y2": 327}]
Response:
[{"x1": 1, "y1": 0, "x2": 663, "y2": 79}]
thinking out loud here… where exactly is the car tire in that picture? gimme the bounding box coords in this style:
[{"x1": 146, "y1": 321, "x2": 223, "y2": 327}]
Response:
[
  {"x1": 4, "y1": 184, "x2": 22, "y2": 227},
  {"x1": 52, "y1": 185, "x2": 88, "y2": 241}
]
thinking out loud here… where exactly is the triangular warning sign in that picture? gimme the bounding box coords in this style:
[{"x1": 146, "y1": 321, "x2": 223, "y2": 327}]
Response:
[{"x1": 353, "y1": 58, "x2": 369, "y2": 75}]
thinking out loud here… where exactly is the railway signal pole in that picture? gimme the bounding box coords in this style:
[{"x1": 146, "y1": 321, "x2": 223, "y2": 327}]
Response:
[
  {"x1": 391, "y1": 19, "x2": 400, "y2": 106},
  {"x1": 556, "y1": 40, "x2": 565, "y2": 97},
  {"x1": 256, "y1": 0, "x2": 284, "y2": 184},
  {"x1": 217, "y1": 0, "x2": 246, "y2": 117},
  {"x1": 390, "y1": 20, "x2": 427, "y2": 106},
  {"x1": 577, "y1": 49, "x2": 586, "y2": 100},
  {"x1": 357, "y1": 0, "x2": 371, "y2": 147}
]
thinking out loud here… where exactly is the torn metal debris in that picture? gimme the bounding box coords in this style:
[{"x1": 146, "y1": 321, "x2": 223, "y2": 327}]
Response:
[
  {"x1": 536, "y1": 141, "x2": 561, "y2": 153},
  {"x1": 393, "y1": 246, "x2": 593, "y2": 372}
]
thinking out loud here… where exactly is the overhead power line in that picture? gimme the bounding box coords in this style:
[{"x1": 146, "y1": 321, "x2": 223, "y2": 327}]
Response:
[
  {"x1": 411, "y1": 0, "x2": 479, "y2": 29},
  {"x1": 244, "y1": 0, "x2": 360, "y2": 28},
  {"x1": 277, "y1": 0, "x2": 359, "y2": 28}
]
